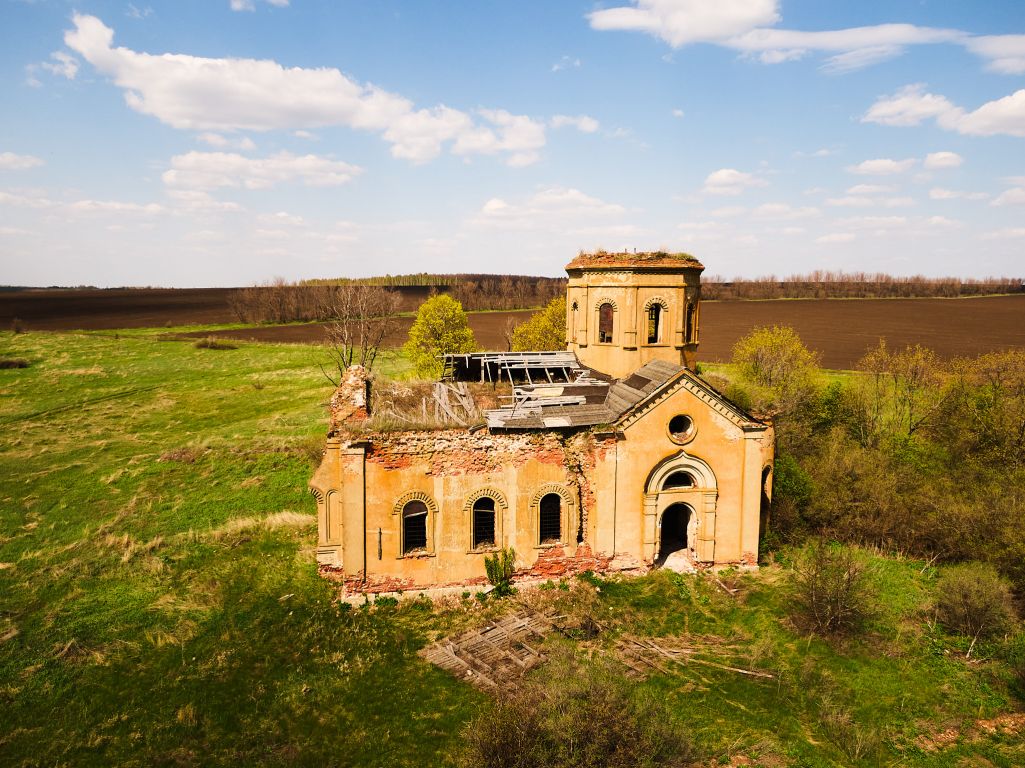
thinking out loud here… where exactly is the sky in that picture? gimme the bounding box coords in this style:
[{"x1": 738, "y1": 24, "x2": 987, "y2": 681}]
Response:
[{"x1": 1, "y1": 0, "x2": 1023, "y2": 287}]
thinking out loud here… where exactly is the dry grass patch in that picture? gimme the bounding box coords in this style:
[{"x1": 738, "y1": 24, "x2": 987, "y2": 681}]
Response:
[{"x1": 208, "y1": 510, "x2": 314, "y2": 540}]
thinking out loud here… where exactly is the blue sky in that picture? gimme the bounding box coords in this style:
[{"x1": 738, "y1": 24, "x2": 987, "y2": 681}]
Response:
[{"x1": 1, "y1": 0, "x2": 1023, "y2": 287}]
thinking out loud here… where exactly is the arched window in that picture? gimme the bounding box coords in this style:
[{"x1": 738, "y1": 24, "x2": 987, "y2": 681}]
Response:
[
  {"x1": 647, "y1": 303, "x2": 662, "y2": 344},
  {"x1": 598, "y1": 303, "x2": 614, "y2": 343},
  {"x1": 663, "y1": 471, "x2": 695, "y2": 490},
  {"x1": 538, "y1": 493, "x2": 562, "y2": 544},
  {"x1": 402, "y1": 500, "x2": 428, "y2": 554},
  {"x1": 472, "y1": 496, "x2": 496, "y2": 550},
  {"x1": 685, "y1": 303, "x2": 697, "y2": 343}
]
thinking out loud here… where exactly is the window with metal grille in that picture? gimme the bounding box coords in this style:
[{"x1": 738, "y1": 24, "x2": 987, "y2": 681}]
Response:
[
  {"x1": 598, "y1": 303, "x2": 614, "y2": 343},
  {"x1": 539, "y1": 493, "x2": 562, "y2": 544},
  {"x1": 472, "y1": 497, "x2": 496, "y2": 549},
  {"x1": 402, "y1": 500, "x2": 428, "y2": 554},
  {"x1": 647, "y1": 303, "x2": 661, "y2": 343},
  {"x1": 663, "y1": 471, "x2": 695, "y2": 490}
]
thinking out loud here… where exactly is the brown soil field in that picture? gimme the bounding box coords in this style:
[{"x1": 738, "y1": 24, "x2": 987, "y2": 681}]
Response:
[
  {"x1": 3, "y1": 288, "x2": 1022, "y2": 370},
  {"x1": 699, "y1": 295, "x2": 1025, "y2": 369}
]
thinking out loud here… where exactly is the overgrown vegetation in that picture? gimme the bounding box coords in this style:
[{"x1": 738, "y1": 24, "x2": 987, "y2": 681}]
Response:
[
  {"x1": 724, "y1": 327, "x2": 1025, "y2": 595},
  {"x1": 2, "y1": 328, "x2": 1024, "y2": 766},
  {"x1": 484, "y1": 547, "x2": 517, "y2": 597},
  {"x1": 788, "y1": 541, "x2": 875, "y2": 637},
  {"x1": 460, "y1": 652, "x2": 694, "y2": 768}
]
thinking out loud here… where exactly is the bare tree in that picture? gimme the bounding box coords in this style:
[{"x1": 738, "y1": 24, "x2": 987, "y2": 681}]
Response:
[{"x1": 322, "y1": 284, "x2": 402, "y2": 383}]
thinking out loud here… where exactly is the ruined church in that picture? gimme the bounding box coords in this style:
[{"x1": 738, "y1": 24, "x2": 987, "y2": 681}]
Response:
[{"x1": 310, "y1": 251, "x2": 774, "y2": 594}]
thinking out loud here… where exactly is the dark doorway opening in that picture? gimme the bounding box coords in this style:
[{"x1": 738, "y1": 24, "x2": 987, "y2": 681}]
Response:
[{"x1": 657, "y1": 503, "x2": 691, "y2": 563}]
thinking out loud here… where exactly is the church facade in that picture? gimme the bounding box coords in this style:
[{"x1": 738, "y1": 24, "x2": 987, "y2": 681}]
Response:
[{"x1": 310, "y1": 252, "x2": 774, "y2": 594}]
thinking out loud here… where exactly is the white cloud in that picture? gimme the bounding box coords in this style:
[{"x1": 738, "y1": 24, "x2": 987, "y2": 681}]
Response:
[
  {"x1": 925, "y1": 216, "x2": 963, "y2": 229},
  {"x1": 863, "y1": 84, "x2": 1025, "y2": 138},
  {"x1": 846, "y1": 184, "x2": 894, "y2": 195},
  {"x1": 166, "y1": 189, "x2": 244, "y2": 213},
  {"x1": 981, "y1": 227, "x2": 1025, "y2": 240},
  {"x1": 702, "y1": 168, "x2": 767, "y2": 196},
  {"x1": 64, "y1": 14, "x2": 546, "y2": 166},
  {"x1": 929, "y1": 188, "x2": 988, "y2": 201},
  {"x1": 923, "y1": 151, "x2": 963, "y2": 169},
  {"x1": 196, "y1": 132, "x2": 257, "y2": 151},
  {"x1": 816, "y1": 232, "x2": 856, "y2": 243},
  {"x1": 826, "y1": 195, "x2": 913, "y2": 208},
  {"x1": 162, "y1": 151, "x2": 361, "y2": 190},
  {"x1": 729, "y1": 24, "x2": 963, "y2": 73},
  {"x1": 992, "y1": 188, "x2": 1025, "y2": 206},
  {"x1": 231, "y1": 0, "x2": 288, "y2": 11},
  {"x1": 671, "y1": 108, "x2": 685, "y2": 118},
  {"x1": 751, "y1": 202, "x2": 819, "y2": 220},
  {"x1": 67, "y1": 199, "x2": 165, "y2": 215},
  {"x1": 588, "y1": 0, "x2": 780, "y2": 48},
  {"x1": 588, "y1": 6, "x2": 1023, "y2": 77},
  {"x1": 0, "y1": 153, "x2": 44, "y2": 170},
  {"x1": 0, "y1": 190, "x2": 54, "y2": 208},
  {"x1": 551, "y1": 55, "x2": 581, "y2": 72},
  {"x1": 847, "y1": 158, "x2": 916, "y2": 175},
  {"x1": 836, "y1": 215, "x2": 907, "y2": 230},
  {"x1": 476, "y1": 187, "x2": 626, "y2": 230},
  {"x1": 551, "y1": 115, "x2": 600, "y2": 133},
  {"x1": 964, "y1": 34, "x2": 1025, "y2": 75},
  {"x1": 42, "y1": 51, "x2": 79, "y2": 80},
  {"x1": 709, "y1": 205, "x2": 746, "y2": 218}
]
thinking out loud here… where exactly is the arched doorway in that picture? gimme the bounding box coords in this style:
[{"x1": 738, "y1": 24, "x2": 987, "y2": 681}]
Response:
[{"x1": 657, "y1": 503, "x2": 693, "y2": 564}]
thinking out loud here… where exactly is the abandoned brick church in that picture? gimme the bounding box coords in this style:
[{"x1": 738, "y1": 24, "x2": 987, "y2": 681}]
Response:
[{"x1": 310, "y1": 251, "x2": 774, "y2": 594}]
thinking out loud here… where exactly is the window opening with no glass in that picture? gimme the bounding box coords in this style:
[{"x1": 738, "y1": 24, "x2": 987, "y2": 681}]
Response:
[
  {"x1": 539, "y1": 493, "x2": 562, "y2": 544},
  {"x1": 472, "y1": 496, "x2": 496, "y2": 549},
  {"x1": 402, "y1": 500, "x2": 428, "y2": 553}
]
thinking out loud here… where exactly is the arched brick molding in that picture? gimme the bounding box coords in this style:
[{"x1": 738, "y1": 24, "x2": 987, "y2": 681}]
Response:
[
  {"x1": 529, "y1": 483, "x2": 577, "y2": 548},
  {"x1": 462, "y1": 488, "x2": 508, "y2": 552},
  {"x1": 391, "y1": 490, "x2": 439, "y2": 558}
]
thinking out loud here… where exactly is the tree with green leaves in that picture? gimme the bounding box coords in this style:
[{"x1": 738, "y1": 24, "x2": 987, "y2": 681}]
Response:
[
  {"x1": 404, "y1": 294, "x2": 476, "y2": 378},
  {"x1": 731, "y1": 325, "x2": 820, "y2": 451},
  {"x1": 511, "y1": 297, "x2": 567, "y2": 351}
]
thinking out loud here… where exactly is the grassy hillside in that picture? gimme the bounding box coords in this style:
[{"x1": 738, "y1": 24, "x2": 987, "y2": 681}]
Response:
[{"x1": 1, "y1": 329, "x2": 1023, "y2": 766}]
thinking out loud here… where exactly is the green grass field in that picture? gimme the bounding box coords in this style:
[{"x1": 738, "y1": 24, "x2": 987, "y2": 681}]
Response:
[{"x1": 1, "y1": 329, "x2": 1023, "y2": 766}]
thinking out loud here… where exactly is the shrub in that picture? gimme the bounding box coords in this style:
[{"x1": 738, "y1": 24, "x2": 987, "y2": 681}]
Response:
[
  {"x1": 459, "y1": 657, "x2": 695, "y2": 768},
  {"x1": 934, "y1": 562, "x2": 1015, "y2": 643},
  {"x1": 0, "y1": 358, "x2": 30, "y2": 369},
  {"x1": 484, "y1": 547, "x2": 517, "y2": 597},
  {"x1": 193, "y1": 337, "x2": 238, "y2": 350},
  {"x1": 789, "y1": 541, "x2": 875, "y2": 637}
]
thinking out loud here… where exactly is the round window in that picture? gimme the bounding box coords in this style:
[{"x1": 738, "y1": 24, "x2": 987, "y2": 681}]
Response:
[{"x1": 668, "y1": 414, "x2": 696, "y2": 444}]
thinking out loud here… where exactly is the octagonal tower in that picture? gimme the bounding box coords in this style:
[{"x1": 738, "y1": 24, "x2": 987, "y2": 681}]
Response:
[{"x1": 565, "y1": 250, "x2": 703, "y2": 379}]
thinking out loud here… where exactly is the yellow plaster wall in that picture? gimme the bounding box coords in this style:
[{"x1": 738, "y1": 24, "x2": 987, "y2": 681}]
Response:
[{"x1": 567, "y1": 268, "x2": 701, "y2": 377}]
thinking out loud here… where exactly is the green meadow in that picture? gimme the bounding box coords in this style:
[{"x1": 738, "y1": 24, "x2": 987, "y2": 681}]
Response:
[{"x1": 1, "y1": 329, "x2": 1023, "y2": 766}]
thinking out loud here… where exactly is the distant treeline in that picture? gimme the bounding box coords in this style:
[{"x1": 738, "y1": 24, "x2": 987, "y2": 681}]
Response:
[
  {"x1": 228, "y1": 272, "x2": 1023, "y2": 324},
  {"x1": 702, "y1": 272, "x2": 1023, "y2": 300},
  {"x1": 227, "y1": 275, "x2": 566, "y2": 323}
]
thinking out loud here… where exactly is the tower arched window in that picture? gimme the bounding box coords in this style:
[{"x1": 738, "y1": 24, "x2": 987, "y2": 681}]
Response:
[
  {"x1": 598, "y1": 303, "x2": 614, "y2": 343},
  {"x1": 647, "y1": 303, "x2": 662, "y2": 344}
]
